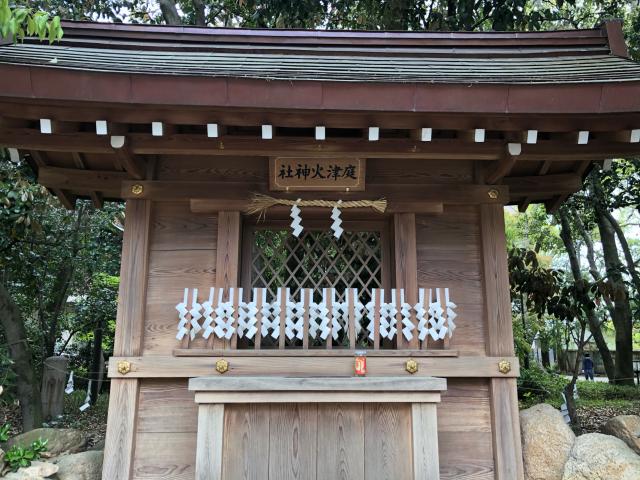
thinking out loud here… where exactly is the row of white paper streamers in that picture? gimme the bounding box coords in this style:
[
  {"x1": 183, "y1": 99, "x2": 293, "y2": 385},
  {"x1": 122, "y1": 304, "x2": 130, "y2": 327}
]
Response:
[{"x1": 176, "y1": 287, "x2": 457, "y2": 343}]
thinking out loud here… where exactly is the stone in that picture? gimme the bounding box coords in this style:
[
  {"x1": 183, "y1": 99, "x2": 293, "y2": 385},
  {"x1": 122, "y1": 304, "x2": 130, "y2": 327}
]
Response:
[
  {"x1": 7, "y1": 428, "x2": 87, "y2": 456},
  {"x1": 3, "y1": 460, "x2": 58, "y2": 479},
  {"x1": 562, "y1": 433, "x2": 640, "y2": 480},
  {"x1": 55, "y1": 450, "x2": 103, "y2": 480},
  {"x1": 520, "y1": 403, "x2": 575, "y2": 480},
  {"x1": 88, "y1": 438, "x2": 105, "y2": 451},
  {"x1": 603, "y1": 415, "x2": 640, "y2": 455}
]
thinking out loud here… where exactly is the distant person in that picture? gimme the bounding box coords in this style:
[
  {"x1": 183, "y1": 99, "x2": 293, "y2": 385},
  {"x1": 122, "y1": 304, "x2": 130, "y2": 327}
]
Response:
[{"x1": 582, "y1": 353, "x2": 594, "y2": 381}]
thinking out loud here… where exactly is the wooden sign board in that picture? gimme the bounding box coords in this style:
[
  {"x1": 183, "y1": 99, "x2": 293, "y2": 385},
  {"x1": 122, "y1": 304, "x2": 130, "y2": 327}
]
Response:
[{"x1": 270, "y1": 157, "x2": 366, "y2": 192}]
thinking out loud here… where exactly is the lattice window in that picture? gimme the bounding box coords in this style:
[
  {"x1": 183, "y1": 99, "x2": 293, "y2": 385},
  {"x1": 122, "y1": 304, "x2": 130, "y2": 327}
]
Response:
[{"x1": 242, "y1": 225, "x2": 388, "y2": 347}]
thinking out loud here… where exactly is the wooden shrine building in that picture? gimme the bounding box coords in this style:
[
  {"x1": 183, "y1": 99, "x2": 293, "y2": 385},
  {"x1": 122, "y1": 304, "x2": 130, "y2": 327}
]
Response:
[{"x1": 2, "y1": 19, "x2": 640, "y2": 480}]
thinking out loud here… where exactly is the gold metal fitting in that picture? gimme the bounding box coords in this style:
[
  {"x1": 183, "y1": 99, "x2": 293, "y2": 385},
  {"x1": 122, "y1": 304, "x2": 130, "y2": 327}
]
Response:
[
  {"x1": 405, "y1": 359, "x2": 419, "y2": 374},
  {"x1": 498, "y1": 359, "x2": 511, "y2": 375},
  {"x1": 215, "y1": 359, "x2": 229, "y2": 374},
  {"x1": 131, "y1": 184, "x2": 144, "y2": 196},
  {"x1": 488, "y1": 189, "x2": 499, "y2": 200},
  {"x1": 117, "y1": 360, "x2": 132, "y2": 375}
]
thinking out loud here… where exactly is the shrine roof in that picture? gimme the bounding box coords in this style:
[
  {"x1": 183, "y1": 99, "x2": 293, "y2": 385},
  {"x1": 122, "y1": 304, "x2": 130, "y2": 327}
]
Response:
[{"x1": 0, "y1": 20, "x2": 637, "y2": 85}]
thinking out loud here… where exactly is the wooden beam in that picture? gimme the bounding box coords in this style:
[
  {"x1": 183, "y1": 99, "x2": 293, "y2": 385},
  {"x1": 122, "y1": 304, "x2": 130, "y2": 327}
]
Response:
[
  {"x1": 5, "y1": 129, "x2": 640, "y2": 161},
  {"x1": 123, "y1": 180, "x2": 508, "y2": 205},
  {"x1": 29, "y1": 152, "x2": 76, "y2": 209},
  {"x1": 503, "y1": 173, "x2": 582, "y2": 196},
  {"x1": 0, "y1": 130, "x2": 503, "y2": 160},
  {"x1": 191, "y1": 199, "x2": 444, "y2": 215},
  {"x1": 107, "y1": 355, "x2": 521, "y2": 378},
  {"x1": 71, "y1": 152, "x2": 104, "y2": 208},
  {"x1": 38, "y1": 167, "x2": 129, "y2": 196}
]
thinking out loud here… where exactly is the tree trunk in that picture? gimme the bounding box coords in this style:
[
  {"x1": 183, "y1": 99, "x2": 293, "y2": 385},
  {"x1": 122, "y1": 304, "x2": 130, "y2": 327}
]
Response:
[
  {"x1": 159, "y1": 0, "x2": 182, "y2": 25},
  {"x1": 192, "y1": 0, "x2": 206, "y2": 26},
  {"x1": 0, "y1": 282, "x2": 43, "y2": 431},
  {"x1": 602, "y1": 208, "x2": 640, "y2": 293},
  {"x1": 592, "y1": 178, "x2": 635, "y2": 385},
  {"x1": 572, "y1": 212, "x2": 616, "y2": 381},
  {"x1": 89, "y1": 317, "x2": 103, "y2": 404}
]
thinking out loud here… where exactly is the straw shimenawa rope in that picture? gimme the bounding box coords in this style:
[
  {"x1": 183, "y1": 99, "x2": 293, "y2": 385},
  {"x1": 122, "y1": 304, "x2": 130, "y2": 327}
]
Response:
[{"x1": 246, "y1": 193, "x2": 387, "y2": 219}]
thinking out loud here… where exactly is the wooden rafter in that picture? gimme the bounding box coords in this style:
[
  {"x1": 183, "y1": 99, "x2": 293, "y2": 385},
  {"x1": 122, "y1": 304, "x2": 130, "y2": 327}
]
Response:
[
  {"x1": 71, "y1": 152, "x2": 104, "y2": 208},
  {"x1": 110, "y1": 136, "x2": 146, "y2": 180}
]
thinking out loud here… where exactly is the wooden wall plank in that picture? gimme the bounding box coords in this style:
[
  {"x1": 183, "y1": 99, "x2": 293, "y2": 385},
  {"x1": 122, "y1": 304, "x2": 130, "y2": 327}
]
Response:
[
  {"x1": 416, "y1": 206, "x2": 485, "y2": 354},
  {"x1": 394, "y1": 213, "x2": 419, "y2": 349},
  {"x1": 103, "y1": 199, "x2": 151, "y2": 480},
  {"x1": 150, "y1": 202, "x2": 217, "y2": 252},
  {"x1": 364, "y1": 403, "x2": 413, "y2": 480},
  {"x1": 222, "y1": 404, "x2": 270, "y2": 480},
  {"x1": 480, "y1": 204, "x2": 524, "y2": 480},
  {"x1": 269, "y1": 404, "x2": 318, "y2": 480},
  {"x1": 132, "y1": 432, "x2": 196, "y2": 480},
  {"x1": 144, "y1": 249, "x2": 216, "y2": 353},
  {"x1": 196, "y1": 404, "x2": 225, "y2": 480},
  {"x1": 438, "y1": 432, "x2": 494, "y2": 480},
  {"x1": 317, "y1": 404, "x2": 365, "y2": 480},
  {"x1": 137, "y1": 380, "x2": 197, "y2": 434}
]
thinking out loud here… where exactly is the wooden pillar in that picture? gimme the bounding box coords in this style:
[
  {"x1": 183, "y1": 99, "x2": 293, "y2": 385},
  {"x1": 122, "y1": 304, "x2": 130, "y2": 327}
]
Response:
[
  {"x1": 412, "y1": 403, "x2": 440, "y2": 479},
  {"x1": 102, "y1": 199, "x2": 151, "y2": 480},
  {"x1": 394, "y1": 213, "x2": 419, "y2": 349},
  {"x1": 195, "y1": 404, "x2": 225, "y2": 480},
  {"x1": 214, "y1": 211, "x2": 242, "y2": 349},
  {"x1": 480, "y1": 204, "x2": 525, "y2": 480}
]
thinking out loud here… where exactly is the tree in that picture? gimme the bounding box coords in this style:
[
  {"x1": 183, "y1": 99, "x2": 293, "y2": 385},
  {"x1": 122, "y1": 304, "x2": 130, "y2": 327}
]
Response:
[
  {"x1": 0, "y1": 152, "x2": 123, "y2": 430},
  {"x1": 0, "y1": 0, "x2": 63, "y2": 42}
]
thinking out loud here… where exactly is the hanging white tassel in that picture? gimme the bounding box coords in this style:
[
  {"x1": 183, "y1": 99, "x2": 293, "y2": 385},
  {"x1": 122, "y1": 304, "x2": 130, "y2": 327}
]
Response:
[
  {"x1": 79, "y1": 381, "x2": 92, "y2": 412},
  {"x1": 330, "y1": 200, "x2": 343, "y2": 238},
  {"x1": 290, "y1": 199, "x2": 303, "y2": 237},
  {"x1": 65, "y1": 371, "x2": 75, "y2": 394}
]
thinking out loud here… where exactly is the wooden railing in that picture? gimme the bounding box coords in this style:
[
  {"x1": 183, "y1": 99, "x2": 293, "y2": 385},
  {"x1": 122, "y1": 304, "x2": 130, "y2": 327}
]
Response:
[{"x1": 176, "y1": 287, "x2": 456, "y2": 351}]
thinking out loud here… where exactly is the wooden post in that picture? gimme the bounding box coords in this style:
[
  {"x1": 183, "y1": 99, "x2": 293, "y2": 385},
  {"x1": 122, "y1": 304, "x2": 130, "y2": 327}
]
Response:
[
  {"x1": 215, "y1": 211, "x2": 242, "y2": 349},
  {"x1": 195, "y1": 404, "x2": 225, "y2": 480},
  {"x1": 41, "y1": 356, "x2": 69, "y2": 420},
  {"x1": 480, "y1": 204, "x2": 525, "y2": 480},
  {"x1": 394, "y1": 213, "x2": 419, "y2": 349},
  {"x1": 412, "y1": 403, "x2": 440, "y2": 480},
  {"x1": 102, "y1": 199, "x2": 151, "y2": 480}
]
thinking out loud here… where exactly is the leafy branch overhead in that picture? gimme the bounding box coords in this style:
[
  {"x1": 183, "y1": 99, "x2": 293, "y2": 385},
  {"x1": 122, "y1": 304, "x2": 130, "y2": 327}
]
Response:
[{"x1": 0, "y1": 0, "x2": 62, "y2": 42}]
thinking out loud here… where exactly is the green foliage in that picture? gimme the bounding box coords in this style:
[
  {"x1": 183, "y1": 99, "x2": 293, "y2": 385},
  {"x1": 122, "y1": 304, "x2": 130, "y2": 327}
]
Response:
[
  {"x1": 1, "y1": 152, "x2": 123, "y2": 400},
  {"x1": 0, "y1": 0, "x2": 63, "y2": 42},
  {"x1": 0, "y1": 422, "x2": 11, "y2": 442},
  {"x1": 4, "y1": 438, "x2": 48, "y2": 471},
  {"x1": 518, "y1": 366, "x2": 568, "y2": 408},
  {"x1": 577, "y1": 381, "x2": 640, "y2": 401}
]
